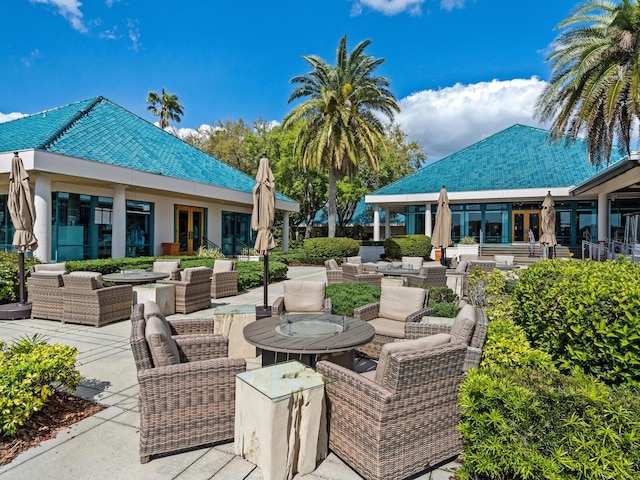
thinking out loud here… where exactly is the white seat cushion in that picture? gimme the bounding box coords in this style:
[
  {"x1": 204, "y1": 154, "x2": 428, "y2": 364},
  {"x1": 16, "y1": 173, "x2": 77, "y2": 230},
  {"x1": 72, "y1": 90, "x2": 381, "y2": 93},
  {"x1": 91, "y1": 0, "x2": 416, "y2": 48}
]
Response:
[
  {"x1": 284, "y1": 281, "x2": 326, "y2": 312},
  {"x1": 368, "y1": 317, "x2": 406, "y2": 338},
  {"x1": 213, "y1": 259, "x2": 235, "y2": 273},
  {"x1": 378, "y1": 285, "x2": 426, "y2": 321},
  {"x1": 145, "y1": 315, "x2": 180, "y2": 367},
  {"x1": 450, "y1": 304, "x2": 476, "y2": 343}
]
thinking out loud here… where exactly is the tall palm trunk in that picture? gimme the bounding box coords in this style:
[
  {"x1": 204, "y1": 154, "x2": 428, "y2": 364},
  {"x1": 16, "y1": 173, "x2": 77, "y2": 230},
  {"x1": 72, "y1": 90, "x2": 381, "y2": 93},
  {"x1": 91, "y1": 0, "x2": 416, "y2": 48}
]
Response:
[{"x1": 328, "y1": 166, "x2": 338, "y2": 238}]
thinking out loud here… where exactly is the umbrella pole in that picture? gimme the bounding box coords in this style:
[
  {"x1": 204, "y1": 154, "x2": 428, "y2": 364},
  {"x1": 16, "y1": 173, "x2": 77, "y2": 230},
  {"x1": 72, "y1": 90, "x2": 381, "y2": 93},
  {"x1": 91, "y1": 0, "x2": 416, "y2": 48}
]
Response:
[
  {"x1": 441, "y1": 247, "x2": 447, "y2": 266},
  {"x1": 256, "y1": 254, "x2": 272, "y2": 319},
  {"x1": 18, "y1": 252, "x2": 26, "y2": 305}
]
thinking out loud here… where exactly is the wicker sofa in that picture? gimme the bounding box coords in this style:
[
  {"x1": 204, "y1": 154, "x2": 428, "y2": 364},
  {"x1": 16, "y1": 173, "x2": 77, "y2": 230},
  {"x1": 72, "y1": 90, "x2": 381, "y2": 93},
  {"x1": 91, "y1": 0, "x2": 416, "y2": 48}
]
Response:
[
  {"x1": 210, "y1": 260, "x2": 238, "y2": 299},
  {"x1": 130, "y1": 302, "x2": 245, "y2": 463},
  {"x1": 354, "y1": 285, "x2": 433, "y2": 359},
  {"x1": 61, "y1": 272, "x2": 132, "y2": 327},
  {"x1": 159, "y1": 266, "x2": 212, "y2": 314},
  {"x1": 317, "y1": 339, "x2": 468, "y2": 480}
]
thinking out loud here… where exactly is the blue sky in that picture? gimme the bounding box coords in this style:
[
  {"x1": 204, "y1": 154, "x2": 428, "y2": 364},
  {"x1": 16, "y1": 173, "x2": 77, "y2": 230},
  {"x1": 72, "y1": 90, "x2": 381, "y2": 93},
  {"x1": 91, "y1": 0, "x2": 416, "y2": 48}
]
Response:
[{"x1": 2, "y1": 0, "x2": 581, "y2": 159}]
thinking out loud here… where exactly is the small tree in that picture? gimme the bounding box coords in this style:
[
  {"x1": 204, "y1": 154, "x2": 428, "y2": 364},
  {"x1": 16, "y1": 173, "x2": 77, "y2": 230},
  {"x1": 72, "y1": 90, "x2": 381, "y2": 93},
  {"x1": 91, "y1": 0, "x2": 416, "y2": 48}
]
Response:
[{"x1": 146, "y1": 88, "x2": 184, "y2": 130}]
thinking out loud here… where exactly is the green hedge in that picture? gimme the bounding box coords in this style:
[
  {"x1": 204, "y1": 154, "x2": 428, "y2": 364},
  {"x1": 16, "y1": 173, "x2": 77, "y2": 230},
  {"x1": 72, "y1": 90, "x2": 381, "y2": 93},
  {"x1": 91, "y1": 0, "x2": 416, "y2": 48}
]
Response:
[
  {"x1": 236, "y1": 260, "x2": 288, "y2": 290},
  {"x1": 458, "y1": 300, "x2": 640, "y2": 480},
  {"x1": 0, "y1": 252, "x2": 38, "y2": 304},
  {"x1": 383, "y1": 235, "x2": 432, "y2": 259},
  {"x1": 511, "y1": 260, "x2": 640, "y2": 386},
  {"x1": 302, "y1": 237, "x2": 360, "y2": 259},
  {"x1": 0, "y1": 335, "x2": 81, "y2": 437},
  {"x1": 326, "y1": 283, "x2": 381, "y2": 317}
]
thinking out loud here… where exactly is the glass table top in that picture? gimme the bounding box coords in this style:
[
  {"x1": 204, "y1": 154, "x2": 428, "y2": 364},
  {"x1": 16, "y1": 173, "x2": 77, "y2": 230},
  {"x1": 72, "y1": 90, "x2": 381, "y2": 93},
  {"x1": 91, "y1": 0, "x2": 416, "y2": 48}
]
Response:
[
  {"x1": 213, "y1": 304, "x2": 256, "y2": 315},
  {"x1": 236, "y1": 360, "x2": 327, "y2": 402}
]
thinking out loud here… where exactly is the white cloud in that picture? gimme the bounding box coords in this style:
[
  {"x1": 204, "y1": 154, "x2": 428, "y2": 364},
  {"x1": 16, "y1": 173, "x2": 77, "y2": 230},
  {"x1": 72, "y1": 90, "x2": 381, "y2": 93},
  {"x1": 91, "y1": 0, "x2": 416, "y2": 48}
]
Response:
[
  {"x1": 20, "y1": 49, "x2": 42, "y2": 67},
  {"x1": 30, "y1": 0, "x2": 87, "y2": 33},
  {"x1": 396, "y1": 77, "x2": 549, "y2": 160},
  {"x1": 352, "y1": 0, "x2": 425, "y2": 16},
  {"x1": 0, "y1": 112, "x2": 27, "y2": 124},
  {"x1": 105, "y1": 0, "x2": 121, "y2": 7},
  {"x1": 352, "y1": 0, "x2": 465, "y2": 15},
  {"x1": 126, "y1": 18, "x2": 141, "y2": 52}
]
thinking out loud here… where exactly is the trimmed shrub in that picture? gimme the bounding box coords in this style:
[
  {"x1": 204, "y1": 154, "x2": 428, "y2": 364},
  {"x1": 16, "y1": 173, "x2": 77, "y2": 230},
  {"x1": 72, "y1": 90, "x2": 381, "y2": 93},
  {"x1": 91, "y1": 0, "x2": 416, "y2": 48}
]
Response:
[
  {"x1": 458, "y1": 301, "x2": 640, "y2": 480},
  {"x1": 383, "y1": 235, "x2": 432, "y2": 259},
  {"x1": 326, "y1": 283, "x2": 381, "y2": 317},
  {"x1": 302, "y1": 237, "x2": 360, "y2": 260},
  {"x1": 428, "y1": 302, "x2": 460, "y2": 318},
  {"x1": 0, "y1": 252, "x2": 38, "y2": 305},
  {"x1": 511, "y1": 260, "x2": 640, "y2": 386},
  {"x1": 0, "y1": 334, "x2": 81, "y2": 437},
  {"x1": 236, "y1": 259, "x2": 287, "y2": 291},
  {"x1": 425, "y1": 286, "x2": 458, "y2": 304}
]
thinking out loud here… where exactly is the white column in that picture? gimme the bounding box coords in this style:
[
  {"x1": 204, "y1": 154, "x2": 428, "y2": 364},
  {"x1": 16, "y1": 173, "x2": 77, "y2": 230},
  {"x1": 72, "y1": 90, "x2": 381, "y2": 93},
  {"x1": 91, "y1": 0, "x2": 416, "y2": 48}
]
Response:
[
  {"x1": 112, "y1": 185, "x2": 127, "y2": 258},
  {"x1": 384, "y1": 207, "x2": 391, "y2": 239},
  {"x1": 282, "y1": 211, "x2": 290, "y2": 252},
  {"x1": 425, "y1": 203, "x2": 433, "y2": 237},
  {"x1": 373, "y1": 207, "x2": 380, "y2": 242},
  {"x1": 597, "y1": 192, "x2": 608, "y2": 242},
  {"x1": 33, "y1": 173, "x2": 51, "y2": 262}
]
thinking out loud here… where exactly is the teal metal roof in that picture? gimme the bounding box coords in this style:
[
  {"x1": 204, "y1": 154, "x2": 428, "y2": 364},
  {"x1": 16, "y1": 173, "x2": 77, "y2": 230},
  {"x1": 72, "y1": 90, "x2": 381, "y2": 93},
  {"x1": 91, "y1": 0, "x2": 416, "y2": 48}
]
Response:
[
  {"x1": 0, "y1": 96, "x2": 291, "y2": 201},
  {"x1": 373, "y1": 124, "x2": 626, "y2": 195}
]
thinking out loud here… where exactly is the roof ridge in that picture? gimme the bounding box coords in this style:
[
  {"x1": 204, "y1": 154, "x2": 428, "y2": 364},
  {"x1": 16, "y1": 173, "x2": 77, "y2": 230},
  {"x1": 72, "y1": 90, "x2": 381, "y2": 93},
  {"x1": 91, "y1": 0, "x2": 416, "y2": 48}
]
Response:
[{"x1": 37, "y1": 96, "x2": 104, "y2": 149}]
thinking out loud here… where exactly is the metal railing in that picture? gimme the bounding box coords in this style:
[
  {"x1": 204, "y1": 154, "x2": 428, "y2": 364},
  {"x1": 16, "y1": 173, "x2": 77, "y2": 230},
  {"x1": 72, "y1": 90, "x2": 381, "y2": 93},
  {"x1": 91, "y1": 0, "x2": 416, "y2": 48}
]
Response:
[
  {"x1": 201, "y1": 237, "x2": 221, "y2": 251},
  {"x1": 582, "y1": 239, "x2": 640, "y2": 263}
]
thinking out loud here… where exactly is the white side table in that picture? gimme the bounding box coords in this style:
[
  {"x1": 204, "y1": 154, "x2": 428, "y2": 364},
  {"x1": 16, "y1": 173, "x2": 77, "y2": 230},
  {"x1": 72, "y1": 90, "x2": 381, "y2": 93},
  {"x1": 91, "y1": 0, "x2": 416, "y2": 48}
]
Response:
[
  {"x1": 234, "y1": 361, "x2": 328, "y2": 480},
  {"x1": 213, "y1": 304, "x2": 257, "y2": 358},
  {"x1": 132, "y1": 283, "x2": 175, "y2": 315}
]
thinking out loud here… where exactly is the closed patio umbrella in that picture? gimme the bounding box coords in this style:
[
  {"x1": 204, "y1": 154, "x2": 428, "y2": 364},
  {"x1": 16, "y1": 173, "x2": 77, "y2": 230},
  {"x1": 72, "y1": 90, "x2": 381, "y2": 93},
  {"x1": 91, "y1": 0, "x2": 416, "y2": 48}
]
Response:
[
  {"x1": 539, "y1": 191, "x2": 557, "y2": 259},
  {"x1": 0, "y1": 153, "x2": 38, "y2": 319},
  {"x1": 431, "y1": 186, "x2": 451, "y2": 265},
  {"x1": 252, "y1": 154, "x2": 276, "y2": 318}
]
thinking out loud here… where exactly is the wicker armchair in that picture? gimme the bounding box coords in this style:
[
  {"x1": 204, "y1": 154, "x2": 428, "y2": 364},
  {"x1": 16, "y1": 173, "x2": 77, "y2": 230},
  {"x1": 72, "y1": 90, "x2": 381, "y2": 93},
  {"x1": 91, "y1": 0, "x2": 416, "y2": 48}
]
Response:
[
  {"x1": 210, "y1": 259, "x2": 238, "y2": 299},
  {"x1": 324, "y1": 259, "x2": 343, "y2": 285},
  {"x1": 355, "y1": 285, "x2": 433, "y2": 359},
  {"x1": 342, "y1": 263, "x2": 383, "y2": 286},
  {"x1": 28, "y1": 272, "x2": 65, "y2": 321},
  {"x1": 405, "y1": 304, "x2": 489, "y2": 371},
  {"x1": 403, "y1": 263, "x2": 448, "y2": 288},
  {"x1": 317, "y1": 340, "x2": 468, "y2": 480},
  {"x1": 159, "y1": 266, "x2": 212, "y2": 314},
  {"x1": 272, "y1": 280, "x2": 332, "y2": 315},
  {"x1": 61, "y1": 272, "x2": 132, "y2": 327},
  {"x1": 130, "y1": 303, "x2": 245, "y2": 463}
]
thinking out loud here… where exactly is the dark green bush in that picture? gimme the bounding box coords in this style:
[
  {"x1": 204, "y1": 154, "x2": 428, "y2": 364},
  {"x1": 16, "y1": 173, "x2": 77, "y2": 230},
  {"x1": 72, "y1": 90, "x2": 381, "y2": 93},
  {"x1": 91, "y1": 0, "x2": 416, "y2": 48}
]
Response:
[
  {"x1": 428, "y1": 302, "x2": 460, "y2": 318},
  {"x1": 383, "y1": 235, "x2": 432, "y2": 259},
  {"x1": 326, "y1": 283, "x2": 381, "y2": 317},
  {"x1": 236, "y1": 260, "x2": 287, "y2": 290},
  {"x1": 511, "y1": 260, "x2": 640, "y2": 386},
  {"x1": 0, "y1": 334, "x2": 82, "y2": 437},
  {"x1": 0, "y1": 252, "x2": 38, "y2": 304},
  {"x1": 425, "y1": 286, "x2": 458, "y2": 304},
  {"x1": 458, "y1": 300, "x2": 640, "y2": 480},
  {"x1": 302, "y1": 237, "x2": 360, "y2": 259}
]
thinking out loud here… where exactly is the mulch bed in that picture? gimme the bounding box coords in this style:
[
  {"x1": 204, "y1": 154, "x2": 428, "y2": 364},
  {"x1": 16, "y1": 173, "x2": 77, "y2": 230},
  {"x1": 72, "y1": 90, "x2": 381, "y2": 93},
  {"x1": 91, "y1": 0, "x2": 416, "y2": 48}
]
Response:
[{"x1": 0, "y1": 391, "x2": 106, "y2": 467}]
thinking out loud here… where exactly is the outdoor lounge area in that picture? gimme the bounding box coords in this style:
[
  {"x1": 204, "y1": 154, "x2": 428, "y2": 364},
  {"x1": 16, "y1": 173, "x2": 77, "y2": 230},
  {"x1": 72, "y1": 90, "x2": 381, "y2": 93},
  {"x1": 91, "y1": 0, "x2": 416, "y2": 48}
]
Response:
[{"x1": 0, "y1": 265, "x2": 466, "y2": 480}]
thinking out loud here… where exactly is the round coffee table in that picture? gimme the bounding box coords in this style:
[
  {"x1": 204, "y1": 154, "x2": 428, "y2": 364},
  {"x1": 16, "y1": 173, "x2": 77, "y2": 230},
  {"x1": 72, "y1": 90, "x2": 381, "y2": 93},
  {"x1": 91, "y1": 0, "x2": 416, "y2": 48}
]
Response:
[
  {"x1": 102, "y1": 271, "x2": 170, "y2": 285},
  {"x1": 243, "y1": 314, "x2": 375, "y2": 369}
]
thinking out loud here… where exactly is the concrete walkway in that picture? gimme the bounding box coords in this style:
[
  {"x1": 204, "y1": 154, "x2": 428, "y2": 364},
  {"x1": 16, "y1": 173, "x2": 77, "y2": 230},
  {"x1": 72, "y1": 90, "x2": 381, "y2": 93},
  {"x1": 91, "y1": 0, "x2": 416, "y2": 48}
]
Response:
[{"x1": 0, "y1": 266, "x2": 461, "y2": 480}]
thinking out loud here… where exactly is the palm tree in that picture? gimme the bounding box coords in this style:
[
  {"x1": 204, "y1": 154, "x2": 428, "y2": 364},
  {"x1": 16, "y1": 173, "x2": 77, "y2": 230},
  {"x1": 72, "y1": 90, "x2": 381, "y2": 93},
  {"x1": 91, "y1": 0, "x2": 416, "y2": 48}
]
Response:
[
  {"x1": 146, "y1": 88, "x2": 184, "y2": 130},
  {"x1": 535, "y1": 0, "x2": 640, "y2": 167},
  {"x1": 283, "y1": 35, "x2": 400, "y2": 237}
]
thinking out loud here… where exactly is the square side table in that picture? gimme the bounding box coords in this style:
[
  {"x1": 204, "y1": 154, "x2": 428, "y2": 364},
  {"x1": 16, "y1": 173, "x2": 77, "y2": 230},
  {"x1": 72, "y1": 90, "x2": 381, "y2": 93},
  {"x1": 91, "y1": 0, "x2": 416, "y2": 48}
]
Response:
[
  {"x1": 234, "y1": 361, "x2": 328, "y2": 480},
  {"x1": 132, "y1": 283, "x2": 175, "y2": 316},
  {"x1": 213, "y1": 304, "x2": 257, "y2": 358}
]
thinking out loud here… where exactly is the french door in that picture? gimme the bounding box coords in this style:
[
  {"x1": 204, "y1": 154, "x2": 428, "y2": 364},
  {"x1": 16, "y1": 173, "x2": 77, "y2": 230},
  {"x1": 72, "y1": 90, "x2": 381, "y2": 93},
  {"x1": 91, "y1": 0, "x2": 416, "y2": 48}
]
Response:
[
  {"x1": 176, "y1": 206, "x2": 204, "y2": 255},
  {"x1": 512, "y1": 210, "x2": 540, "y2": 243}
]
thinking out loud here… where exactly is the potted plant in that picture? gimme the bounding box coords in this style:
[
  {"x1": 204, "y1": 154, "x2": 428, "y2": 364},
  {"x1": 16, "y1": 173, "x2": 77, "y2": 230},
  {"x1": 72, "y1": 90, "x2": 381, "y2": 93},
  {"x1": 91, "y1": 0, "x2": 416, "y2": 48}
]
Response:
[
  {"x1": 457, "y1": 236, "x2": 479, "y2": 257},
  {"x1": 238, "y1": 247, "x2": 261, "y2": 261}
]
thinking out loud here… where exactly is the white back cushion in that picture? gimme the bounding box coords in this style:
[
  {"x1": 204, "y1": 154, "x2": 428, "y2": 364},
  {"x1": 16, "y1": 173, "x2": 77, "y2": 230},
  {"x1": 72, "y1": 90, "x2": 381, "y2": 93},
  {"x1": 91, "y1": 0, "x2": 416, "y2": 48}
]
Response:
[
  {"x1": 284, "y1": 281, "x2": 326, "y2": 312},
  {"x1": 379, "y1": 285, "x2": 426, "y2": 321}
]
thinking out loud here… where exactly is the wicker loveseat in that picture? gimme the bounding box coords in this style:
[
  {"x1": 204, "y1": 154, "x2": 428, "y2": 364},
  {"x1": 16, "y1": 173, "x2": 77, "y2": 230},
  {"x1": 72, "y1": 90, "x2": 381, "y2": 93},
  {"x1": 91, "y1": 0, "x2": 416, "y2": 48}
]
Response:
[
  {"x1": 130, "y1": 302, "x2": 245, "y2": 463},
  {"x1": 210, "y1": 259, "x2": 238, "y2": 299},
  {"x1": 354, "y1": 285, "x2": 433, "y2": 359},
  {"x1": 317, "y1": 339, "x2": 467, "y2": 480},
  {"x1": 61, "y1": 272, "x2": 132, "y2": 327}
]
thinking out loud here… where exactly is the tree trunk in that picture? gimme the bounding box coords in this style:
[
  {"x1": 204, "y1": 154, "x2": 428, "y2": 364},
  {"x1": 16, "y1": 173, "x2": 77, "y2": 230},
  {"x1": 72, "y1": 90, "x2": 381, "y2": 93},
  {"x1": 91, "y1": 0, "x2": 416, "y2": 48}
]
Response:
[
  {"x1": 328, "y1": 166, "x2": 337, "y2": 238},
  {"x1": 305, "y1": 224, "x2": 313, "y2": 239}
]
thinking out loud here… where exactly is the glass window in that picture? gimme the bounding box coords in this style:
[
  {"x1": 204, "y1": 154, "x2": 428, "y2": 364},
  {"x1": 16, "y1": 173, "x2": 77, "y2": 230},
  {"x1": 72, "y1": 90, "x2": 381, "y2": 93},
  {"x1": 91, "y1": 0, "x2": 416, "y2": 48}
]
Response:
[
  {"x1": 127, "y1": 200, "x2": 153, "y2": 257},
  {"x1": 557, "y1": 211, "x2": 571, "y2": 245},
  {"x1": 222, "y1": 211, "x2": 253, "y2": 256},
  {"x1": 484, "y1": 211, "x2": 503, "y2": 244},
  {"x1": 53, "y1": 192, "x2": 92, "y2": 261}
]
